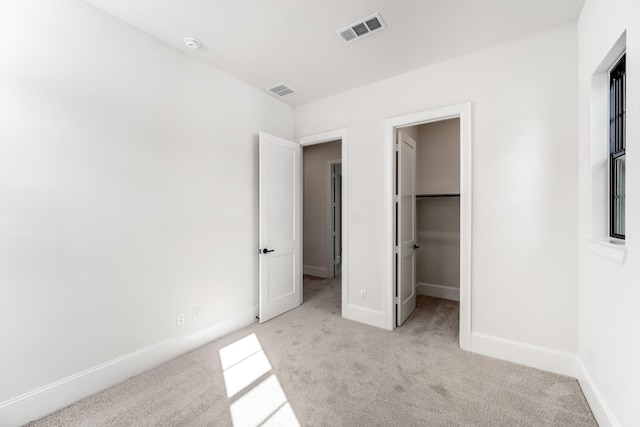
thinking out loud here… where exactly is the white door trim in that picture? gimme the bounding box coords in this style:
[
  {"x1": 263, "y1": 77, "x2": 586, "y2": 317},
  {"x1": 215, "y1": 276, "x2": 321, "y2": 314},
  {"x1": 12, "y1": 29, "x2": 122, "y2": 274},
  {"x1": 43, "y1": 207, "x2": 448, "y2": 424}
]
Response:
[
  {"x1": 384, "y1": 103, "x2": 472, "y2": 351},
  {"x1": 299, "y1": 129, "x2": 348, "y2": 319}
]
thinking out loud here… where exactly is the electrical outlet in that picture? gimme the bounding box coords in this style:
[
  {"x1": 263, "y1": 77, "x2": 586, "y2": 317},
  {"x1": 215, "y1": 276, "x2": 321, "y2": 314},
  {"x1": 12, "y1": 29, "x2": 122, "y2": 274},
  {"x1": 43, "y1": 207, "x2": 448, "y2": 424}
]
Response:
[
  {"x1": 360, "y1": 290, "x2": 367, "y2": 300},
  {"x1": 192, "y1": 306, "x2": 201, "y2": 321},
  {"x1": 176, "y1": 312, "x2": 185, "y2": 326}
]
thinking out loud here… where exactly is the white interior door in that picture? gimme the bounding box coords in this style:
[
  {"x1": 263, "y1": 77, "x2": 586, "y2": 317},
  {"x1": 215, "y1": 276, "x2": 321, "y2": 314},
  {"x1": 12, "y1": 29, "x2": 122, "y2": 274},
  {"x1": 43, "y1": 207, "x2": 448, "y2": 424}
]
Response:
[
  {"x1": 259, "y1": 132, "x2": 302, "y2": 323},
  {"x1": 397, "y1": 130, "x2": 417, "y2": 326}
]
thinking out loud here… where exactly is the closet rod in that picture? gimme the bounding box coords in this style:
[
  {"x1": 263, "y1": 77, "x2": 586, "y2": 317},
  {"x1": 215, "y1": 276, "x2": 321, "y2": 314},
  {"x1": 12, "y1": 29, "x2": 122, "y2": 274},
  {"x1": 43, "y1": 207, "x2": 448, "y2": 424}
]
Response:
[{"x1": 416, "y1": 193, "x2": 460, "y2": 198}]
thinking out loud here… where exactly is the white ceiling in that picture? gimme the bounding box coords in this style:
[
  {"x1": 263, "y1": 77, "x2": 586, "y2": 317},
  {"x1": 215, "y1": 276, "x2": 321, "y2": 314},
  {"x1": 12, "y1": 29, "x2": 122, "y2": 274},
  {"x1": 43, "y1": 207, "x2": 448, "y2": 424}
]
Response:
[{"x1": 83, "y1": 0, "x2": 584, "y2": 106}]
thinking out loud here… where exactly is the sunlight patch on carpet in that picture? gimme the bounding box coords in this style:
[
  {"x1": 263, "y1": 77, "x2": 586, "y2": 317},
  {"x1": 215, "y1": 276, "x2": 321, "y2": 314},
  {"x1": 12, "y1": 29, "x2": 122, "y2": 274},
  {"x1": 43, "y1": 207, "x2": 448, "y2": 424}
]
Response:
[
  {"x1": 222, "y1": 350, "x2": 272, "y2": 398},
  {"x1": 219, "y1": 334, "x2": 263, "y2": 370},
  {"x1": 220, "y1": 334, "x2": 300, "y2": 427}
]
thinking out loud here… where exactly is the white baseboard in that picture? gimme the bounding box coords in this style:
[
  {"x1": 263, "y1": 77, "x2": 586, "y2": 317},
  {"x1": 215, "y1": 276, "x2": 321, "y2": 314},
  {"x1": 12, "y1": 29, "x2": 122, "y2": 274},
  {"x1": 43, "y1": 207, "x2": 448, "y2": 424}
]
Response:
[
  {"x1": 576, "y1": 358, "x2": 620, "y2": 427},
  {"x1": 303, "y1": 265, "x2": 332, "y2": 278},
  {"x1": 343, "y1": 304, "x2": 387, "y2": 330},
  {"x1": 470, "y1": 332, "x2": 576, "y2": 377},
  {"x1": 0, "y1": 306, "x2": 258, "y2": 427},
  {"x1": 417, "y1": 282, "x2": 460, "y2": 301}
]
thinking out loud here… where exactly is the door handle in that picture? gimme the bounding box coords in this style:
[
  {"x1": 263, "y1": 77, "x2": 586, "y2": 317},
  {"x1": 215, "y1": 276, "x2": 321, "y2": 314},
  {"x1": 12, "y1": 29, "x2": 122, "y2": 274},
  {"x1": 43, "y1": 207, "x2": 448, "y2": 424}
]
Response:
[
  {"x1": 262, "y1": 248, "x2": 275, "y2": 254},
  {"x1": 413, "y1": 244, "x2": 420, "y2": 249}
]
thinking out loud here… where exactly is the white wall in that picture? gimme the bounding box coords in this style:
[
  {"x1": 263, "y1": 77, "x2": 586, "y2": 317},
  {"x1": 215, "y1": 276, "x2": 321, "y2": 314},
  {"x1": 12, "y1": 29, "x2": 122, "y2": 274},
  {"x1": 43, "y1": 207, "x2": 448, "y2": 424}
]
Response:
[
  {"x1": 0, "y1": 0, "x2": 293, "y2": 424},
  {"x1": 296, "y1": 24, "x2": 578, "y2": 356},
  {"x1": 577, "y1": 0, "x2": 640, "y2": 425},
  {"x1": 303, "y1": 140, "x2": 341, "y2": 277}
]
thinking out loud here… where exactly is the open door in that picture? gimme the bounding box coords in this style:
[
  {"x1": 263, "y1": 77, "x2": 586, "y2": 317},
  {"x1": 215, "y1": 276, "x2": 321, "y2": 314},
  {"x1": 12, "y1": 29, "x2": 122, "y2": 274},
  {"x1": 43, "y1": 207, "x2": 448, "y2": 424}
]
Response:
[
  {"x1": 332, "y1": 163, "x2": 342, "y2": 277},
  {"x1": 396, "y1": 130, "x2": 417, "y2": 326},
  {"x1": 259, "y1": 132, "x2": 302, "y2": 323}
]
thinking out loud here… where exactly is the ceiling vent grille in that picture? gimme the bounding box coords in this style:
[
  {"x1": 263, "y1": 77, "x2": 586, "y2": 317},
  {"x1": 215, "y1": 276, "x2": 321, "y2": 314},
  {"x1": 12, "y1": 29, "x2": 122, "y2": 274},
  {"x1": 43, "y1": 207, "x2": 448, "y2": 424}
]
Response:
[
  {"x1": 337, "y1": 13, "x2": 386, "y2": 44},
  {"x1": 268, "y1": 83, "x2": 295, "y2": 97}
]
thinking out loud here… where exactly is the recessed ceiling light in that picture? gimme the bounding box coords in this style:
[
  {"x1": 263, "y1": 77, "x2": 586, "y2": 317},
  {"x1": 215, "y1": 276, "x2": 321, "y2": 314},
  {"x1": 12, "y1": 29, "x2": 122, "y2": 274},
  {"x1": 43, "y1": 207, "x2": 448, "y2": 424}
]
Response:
[{"x1": 184, "y1": 37, "x2": 201, "y2": 49}]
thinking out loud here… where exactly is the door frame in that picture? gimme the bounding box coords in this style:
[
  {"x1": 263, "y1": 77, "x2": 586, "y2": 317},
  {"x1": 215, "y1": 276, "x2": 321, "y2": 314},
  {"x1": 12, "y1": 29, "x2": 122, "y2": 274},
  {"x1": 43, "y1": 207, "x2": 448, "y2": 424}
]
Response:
[
  {"x1": 299, "y1": 129, "x2": 348, "y2": 318},
  {"x1": 384, "y1": 103, "x2": 472, "y2": 351}
]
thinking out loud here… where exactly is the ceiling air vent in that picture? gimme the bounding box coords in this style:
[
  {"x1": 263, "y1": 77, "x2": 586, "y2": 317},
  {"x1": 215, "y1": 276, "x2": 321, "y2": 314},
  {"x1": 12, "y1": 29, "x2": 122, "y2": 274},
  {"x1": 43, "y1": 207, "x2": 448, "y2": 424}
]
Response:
[
  {"x1": 337, "y1": 13, "x2": 386, "y2": 44},
  {"x1": 268, "y1": 83, "x2": 295, "y2": 97}
]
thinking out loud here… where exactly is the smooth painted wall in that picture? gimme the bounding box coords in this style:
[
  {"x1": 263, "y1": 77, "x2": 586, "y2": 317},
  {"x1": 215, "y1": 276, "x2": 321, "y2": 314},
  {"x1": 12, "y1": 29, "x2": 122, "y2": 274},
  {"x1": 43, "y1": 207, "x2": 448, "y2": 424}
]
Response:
[
  {"x1": 303, "y1": 140, "x2": 341, "y2": 277},
  {"x1": 0, "y1": 0, "x2": 293, "y2": 415},
  {"x1": 577, "y1": 0, "x2": 640, "y2": 425},
  {"x1": 295, "y1": 24, "x2": 578, "y2": 352}
]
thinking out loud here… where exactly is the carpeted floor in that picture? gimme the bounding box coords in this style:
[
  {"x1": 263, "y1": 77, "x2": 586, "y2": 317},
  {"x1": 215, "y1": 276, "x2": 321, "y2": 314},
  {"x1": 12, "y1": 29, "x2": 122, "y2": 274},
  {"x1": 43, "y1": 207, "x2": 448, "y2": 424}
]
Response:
[{"x1": 29, "y1": 277, "x2": 596, "y2": 426}]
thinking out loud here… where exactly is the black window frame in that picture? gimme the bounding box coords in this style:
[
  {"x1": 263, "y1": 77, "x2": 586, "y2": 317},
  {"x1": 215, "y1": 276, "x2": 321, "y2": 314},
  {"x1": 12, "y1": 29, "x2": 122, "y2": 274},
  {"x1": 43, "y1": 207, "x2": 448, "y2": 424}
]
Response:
[{"x1": 609, "y1": 54, "x2": 626, "y2": 240}]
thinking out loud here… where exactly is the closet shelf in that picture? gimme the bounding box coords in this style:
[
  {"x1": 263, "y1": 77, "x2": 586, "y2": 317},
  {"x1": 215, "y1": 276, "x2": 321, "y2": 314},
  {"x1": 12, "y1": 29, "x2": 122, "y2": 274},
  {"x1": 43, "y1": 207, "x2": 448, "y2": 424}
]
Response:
[{"x1": 416, "y1": 193, "x2": 460, "y2": 198}]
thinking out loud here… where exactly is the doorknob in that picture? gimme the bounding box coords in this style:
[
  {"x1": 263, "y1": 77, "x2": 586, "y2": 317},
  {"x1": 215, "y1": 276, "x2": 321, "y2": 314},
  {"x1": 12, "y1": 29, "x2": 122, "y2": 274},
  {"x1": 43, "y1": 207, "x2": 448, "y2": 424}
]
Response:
[
  {"x1": 262, "y1": 248, "x2": 275, "y2": 254},
  {"x1": 413, "y1": 244, "x2": 420, "y2": 249}
]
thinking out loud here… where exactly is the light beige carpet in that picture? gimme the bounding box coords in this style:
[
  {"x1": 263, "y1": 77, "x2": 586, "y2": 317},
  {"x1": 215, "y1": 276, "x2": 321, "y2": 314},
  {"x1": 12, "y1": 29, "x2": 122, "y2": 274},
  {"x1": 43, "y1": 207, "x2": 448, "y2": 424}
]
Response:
[{"x1": 29, "y1": 277, "x2": 596, "y2": 426}]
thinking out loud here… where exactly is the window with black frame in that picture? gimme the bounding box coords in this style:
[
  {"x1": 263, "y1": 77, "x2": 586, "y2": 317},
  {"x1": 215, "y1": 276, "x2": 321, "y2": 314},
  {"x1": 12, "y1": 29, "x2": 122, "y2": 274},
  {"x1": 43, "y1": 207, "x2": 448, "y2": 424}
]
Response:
[{"x1": 610, "y1": 54, "x2": 626, "y2": 240}]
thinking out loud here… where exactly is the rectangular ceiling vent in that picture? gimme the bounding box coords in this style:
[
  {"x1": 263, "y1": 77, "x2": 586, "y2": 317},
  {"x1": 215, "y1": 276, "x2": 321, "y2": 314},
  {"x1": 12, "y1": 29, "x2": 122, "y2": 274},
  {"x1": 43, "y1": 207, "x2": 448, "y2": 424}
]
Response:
[
  {"x1": 268, "y1": 83, "x2": 295, "y2": 97},
  {"x1": 337, "y1": 13, "x2": 386, "y2": 44}
]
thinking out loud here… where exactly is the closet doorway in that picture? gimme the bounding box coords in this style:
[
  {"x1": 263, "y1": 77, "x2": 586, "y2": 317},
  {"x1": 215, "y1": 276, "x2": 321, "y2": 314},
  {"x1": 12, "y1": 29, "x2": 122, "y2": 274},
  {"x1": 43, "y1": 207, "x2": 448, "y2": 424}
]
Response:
[
  {"x1": 384, "y1": 103, "x2": 472, "y2": 350},
  {"x1": 398, "y1": 118, "x2": 461, "y2": 326}
]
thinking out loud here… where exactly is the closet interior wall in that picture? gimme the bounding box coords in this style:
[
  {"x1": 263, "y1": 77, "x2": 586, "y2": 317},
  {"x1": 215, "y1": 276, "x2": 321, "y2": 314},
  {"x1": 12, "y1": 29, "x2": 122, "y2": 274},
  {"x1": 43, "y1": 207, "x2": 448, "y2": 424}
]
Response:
[{"x1": 407, "y1": 119, "x2": 461, "y2": 300}]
